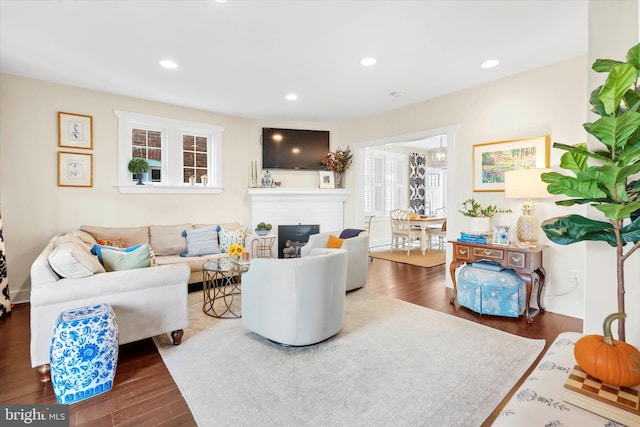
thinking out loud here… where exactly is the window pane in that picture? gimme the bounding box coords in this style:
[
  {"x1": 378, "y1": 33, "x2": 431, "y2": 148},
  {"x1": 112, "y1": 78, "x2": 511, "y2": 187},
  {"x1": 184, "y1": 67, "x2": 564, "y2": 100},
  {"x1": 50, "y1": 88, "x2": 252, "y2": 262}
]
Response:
[
  {"x1": 132, "y1": 129, "x2": 146, "y2": 147},
  {"x1": 148, "y1": 131, "x2": 162, "y2": 148},
  {"x1": 183, "y1": 135, "x2": 195, "y2": 151},
  {"x1": 196, "y1": 136, "x2": 207, "y2": 152}
]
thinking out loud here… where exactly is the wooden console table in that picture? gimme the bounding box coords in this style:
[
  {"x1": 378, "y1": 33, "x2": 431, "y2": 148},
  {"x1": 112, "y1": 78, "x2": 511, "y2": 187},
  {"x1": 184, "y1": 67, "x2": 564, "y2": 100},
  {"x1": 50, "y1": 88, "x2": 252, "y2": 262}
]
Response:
[{"x1": 449, "y1": 241, "x2": 547, "y2": 323}]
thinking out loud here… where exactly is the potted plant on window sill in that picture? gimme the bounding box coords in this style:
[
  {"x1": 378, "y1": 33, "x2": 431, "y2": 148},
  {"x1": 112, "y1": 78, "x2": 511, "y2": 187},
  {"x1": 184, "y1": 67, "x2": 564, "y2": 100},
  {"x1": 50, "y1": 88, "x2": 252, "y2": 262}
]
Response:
[
  {"x1": 128, "y1": 157, "x2": 149, "y2": 185},
  {"x1": 459, "y1": 198, "x2": 511, "y2": 233}
]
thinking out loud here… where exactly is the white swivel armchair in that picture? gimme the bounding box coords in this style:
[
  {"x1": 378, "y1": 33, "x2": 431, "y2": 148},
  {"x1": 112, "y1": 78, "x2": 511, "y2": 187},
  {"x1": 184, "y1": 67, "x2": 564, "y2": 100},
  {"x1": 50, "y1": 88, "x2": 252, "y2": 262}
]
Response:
[
  {"x1": 300, "y1": 229, "x2": 369, "y2": 291},
  {"x1": 241, "y1": 249, "x2": 348, "y2": 346}
]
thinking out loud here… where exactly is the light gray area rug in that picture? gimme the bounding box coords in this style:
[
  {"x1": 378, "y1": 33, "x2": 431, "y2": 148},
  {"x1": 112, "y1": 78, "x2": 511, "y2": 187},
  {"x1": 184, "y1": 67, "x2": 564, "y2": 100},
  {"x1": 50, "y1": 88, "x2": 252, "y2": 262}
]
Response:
[{"x1": 154, "y1": 289, "x2": 544, "y2": 427}]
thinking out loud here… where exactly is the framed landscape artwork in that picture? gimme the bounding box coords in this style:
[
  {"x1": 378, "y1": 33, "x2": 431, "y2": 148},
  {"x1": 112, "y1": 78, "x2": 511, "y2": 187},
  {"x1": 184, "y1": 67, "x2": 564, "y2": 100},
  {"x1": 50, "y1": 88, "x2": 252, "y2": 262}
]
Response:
[
  {"x1": 473, "y1": 135, "x2": 549, "y2": 192},
  {"x1": 58, "y1": 151, "x2": 93, "y2": 187},
  {"x1": 58, "y1": 112, "x2": 93, "y2": 149}
]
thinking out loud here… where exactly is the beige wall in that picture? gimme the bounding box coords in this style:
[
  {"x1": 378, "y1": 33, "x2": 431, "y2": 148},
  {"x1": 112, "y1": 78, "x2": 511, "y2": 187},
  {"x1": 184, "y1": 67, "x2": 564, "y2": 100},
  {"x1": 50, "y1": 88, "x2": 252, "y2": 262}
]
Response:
[
  {"x1": 339, "y1": 55, "x2": 590, "y2": 320},
  {"x1": 0, "y1": 74, "x2": 342, "y2": 303}
]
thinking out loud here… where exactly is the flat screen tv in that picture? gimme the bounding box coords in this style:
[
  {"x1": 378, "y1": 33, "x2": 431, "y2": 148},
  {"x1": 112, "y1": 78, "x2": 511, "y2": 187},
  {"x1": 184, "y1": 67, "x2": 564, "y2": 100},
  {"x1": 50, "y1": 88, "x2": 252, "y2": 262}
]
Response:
[{"x1": 262, "y1": 128, "x2": 329, "y2": 170}]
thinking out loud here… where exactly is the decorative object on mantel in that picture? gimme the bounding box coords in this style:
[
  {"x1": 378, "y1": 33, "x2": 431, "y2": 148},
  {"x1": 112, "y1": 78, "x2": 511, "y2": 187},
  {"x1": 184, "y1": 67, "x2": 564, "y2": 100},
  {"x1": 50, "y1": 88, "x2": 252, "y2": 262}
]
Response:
[
  {"x1": 254, "y1": 222, "x2": 272, "y2": 236},
  {"x1": 201, "y1": 175, "x2": 208, "y2": 186},
  {"x1": 504, "y1": 168, "x2": 552, "y2": 247},
  {"x1": 127, "y1": 157, "x2": 149, "y2": 185},
  {"x1": 318, "y1": 170, "x2": 335, "y2": 189},
  {"x1": 188, "y1": 175, "x2": 196, "y2": 186},
  {"x1": 321, "y1": 146, "x2": 353, "y2": 188},
  {"x1": 574, "y1": 313, "x2": 640, "y2": 387},
  {"x1": 540, "y1": 42, "x2": 640, "y2": 342},
  {"x1": 249, "y1": 160, "x2": 258, "y2": 187},
  {"x1": 458, "y1": 198, "x2": 511, "y2": 234},
  {"x1": 261, "y1": 170, "x2": 274, "y2": 188}
]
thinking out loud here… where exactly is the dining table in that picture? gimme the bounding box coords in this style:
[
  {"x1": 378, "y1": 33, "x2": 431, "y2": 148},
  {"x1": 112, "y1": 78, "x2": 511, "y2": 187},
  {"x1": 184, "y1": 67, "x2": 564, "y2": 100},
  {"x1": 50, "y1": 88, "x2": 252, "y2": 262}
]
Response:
[{"x1": 408, "y1": 216, "x2": 446, "y2": 254}]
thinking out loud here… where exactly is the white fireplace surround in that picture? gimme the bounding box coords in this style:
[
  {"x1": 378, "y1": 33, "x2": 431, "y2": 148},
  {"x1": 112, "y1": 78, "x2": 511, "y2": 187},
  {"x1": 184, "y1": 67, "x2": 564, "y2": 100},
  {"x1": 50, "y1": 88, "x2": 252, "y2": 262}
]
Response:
[{"x1": 248, "y1": 188, "x2": 349, "y2": 234}]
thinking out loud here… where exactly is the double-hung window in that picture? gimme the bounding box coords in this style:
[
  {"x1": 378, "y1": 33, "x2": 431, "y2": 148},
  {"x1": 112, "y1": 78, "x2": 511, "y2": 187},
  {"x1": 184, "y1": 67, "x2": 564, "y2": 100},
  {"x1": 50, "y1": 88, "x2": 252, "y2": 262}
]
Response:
[
  {"x1": 363, "y1": 148, "x2": 408, "y2": 217},
  {"x1": 115, "y1": 110, "x2": 224, "y2": 193}
]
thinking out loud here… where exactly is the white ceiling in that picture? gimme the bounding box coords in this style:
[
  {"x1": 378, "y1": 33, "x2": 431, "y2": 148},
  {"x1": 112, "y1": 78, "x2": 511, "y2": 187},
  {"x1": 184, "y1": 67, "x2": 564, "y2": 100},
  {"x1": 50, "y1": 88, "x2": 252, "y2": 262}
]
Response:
[{"x1": 0, "y1": 0, "x2": 588, "y2": 123}]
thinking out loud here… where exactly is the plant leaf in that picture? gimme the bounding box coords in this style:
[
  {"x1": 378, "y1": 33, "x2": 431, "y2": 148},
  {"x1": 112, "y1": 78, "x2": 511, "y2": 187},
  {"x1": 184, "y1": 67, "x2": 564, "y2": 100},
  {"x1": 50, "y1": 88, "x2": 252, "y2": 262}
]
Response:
[
  {"x1": 541, "y1": 215, "x2": 617, "y2": 246},
  {"x1": 594, "y1": 201, "x2": 640, "y2": 221},
  {"x1": 624, "y1": 87, "x2": 640, "y2": 112},
  {"x1": 626, "y1": 43, "x2": 640, "y2": 70},
  {"x1": 543, "y1": 171, "x2": 609, "y2": 199},
  {"x1": 584, "y1": 111, "x2": 640, "y2": 154},
  {"x1": 598, "y1": 63, "x2": 637, "y2": 116},
  {"x1": 592, "y1": 59, "x2": 624, "y2": 73},
  {"x1": 590, "y1": 87, "x2": 608, "y2": 117},
  {"x1": 620, "y1": 215, "x2": 640, "y2": 243}
]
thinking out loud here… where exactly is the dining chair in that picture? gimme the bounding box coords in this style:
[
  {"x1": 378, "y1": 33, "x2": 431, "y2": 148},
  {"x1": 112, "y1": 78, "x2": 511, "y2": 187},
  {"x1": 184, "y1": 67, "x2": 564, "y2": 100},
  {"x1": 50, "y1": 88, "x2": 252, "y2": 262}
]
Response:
[
  {"x1": 427, "y1": 219, "x2": 447, "y2": 251},
  {"x1": 389, "y1": 209, "x2": 422, "y2": 256}
]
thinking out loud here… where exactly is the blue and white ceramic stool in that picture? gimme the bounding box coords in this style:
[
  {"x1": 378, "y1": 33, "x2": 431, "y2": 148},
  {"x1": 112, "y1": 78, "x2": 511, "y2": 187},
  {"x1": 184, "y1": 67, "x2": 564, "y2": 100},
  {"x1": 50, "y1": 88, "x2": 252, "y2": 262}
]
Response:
[
  {"x1": 457, "y1": 265, "x2": 526, "y2": 318},
  {"x1": 50, "y1": 303, "x2": 119, "y2": 404}
]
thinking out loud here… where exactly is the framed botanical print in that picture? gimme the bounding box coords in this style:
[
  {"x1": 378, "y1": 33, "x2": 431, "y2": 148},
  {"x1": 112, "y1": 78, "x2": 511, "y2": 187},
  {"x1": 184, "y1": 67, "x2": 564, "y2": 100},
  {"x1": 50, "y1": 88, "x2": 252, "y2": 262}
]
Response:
[
  {"x1": 473, "y1": 135, "x2": 549, "y2": 192},
  {"x1": 58, "y1": 112, "x2": 93, "y2": 149},
  {"x1": 318, "y1": 171, "x2": 335, "y2": 188},
  {"x1": 58, "y1": 151, "x2": 93, "y2": 187}
]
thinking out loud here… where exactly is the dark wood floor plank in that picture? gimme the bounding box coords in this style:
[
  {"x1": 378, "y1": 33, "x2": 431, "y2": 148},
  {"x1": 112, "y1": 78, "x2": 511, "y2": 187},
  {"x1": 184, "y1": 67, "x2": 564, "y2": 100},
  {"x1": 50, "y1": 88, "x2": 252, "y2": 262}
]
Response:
[{"x1": 1, "y1": 257, "x2": 580, "y2": 426}]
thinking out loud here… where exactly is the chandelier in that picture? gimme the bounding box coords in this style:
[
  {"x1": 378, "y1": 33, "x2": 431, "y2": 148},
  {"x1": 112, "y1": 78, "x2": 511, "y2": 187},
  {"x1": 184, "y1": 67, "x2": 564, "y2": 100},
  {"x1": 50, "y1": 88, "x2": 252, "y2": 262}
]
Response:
[{"x1": 426, "y1": 136, "x2": 447, "y2": 168}]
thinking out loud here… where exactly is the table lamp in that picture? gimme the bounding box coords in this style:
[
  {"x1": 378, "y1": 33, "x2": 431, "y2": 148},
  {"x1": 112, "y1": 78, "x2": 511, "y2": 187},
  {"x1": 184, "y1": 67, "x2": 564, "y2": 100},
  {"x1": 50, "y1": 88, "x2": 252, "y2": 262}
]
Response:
[{"x1": 504, "y1": 168, "x2": 552, "y2": 247}]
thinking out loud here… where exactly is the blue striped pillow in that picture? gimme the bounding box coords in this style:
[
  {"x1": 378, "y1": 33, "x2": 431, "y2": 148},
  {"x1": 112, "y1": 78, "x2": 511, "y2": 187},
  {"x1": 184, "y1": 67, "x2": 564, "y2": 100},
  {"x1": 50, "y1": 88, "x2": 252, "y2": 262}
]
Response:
[{"x1": 180, "y1": 226, "x2": 220, "y2": 257}]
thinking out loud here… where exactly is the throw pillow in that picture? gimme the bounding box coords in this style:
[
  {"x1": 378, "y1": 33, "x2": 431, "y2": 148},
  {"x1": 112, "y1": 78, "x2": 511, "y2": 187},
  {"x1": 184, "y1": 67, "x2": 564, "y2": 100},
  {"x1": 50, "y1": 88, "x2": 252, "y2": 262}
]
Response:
[
  {"x1": 97, "y1": 237, "x2": 127, "y2": 248},
  {"x1": 327, "y1": 235, "x2": 344, "y2": 248},
  {"x1": 149, "y1": 224, "x2": 192, "y2": 256},
  {"x1": 218, "y1": 226, "x2": 247, "y2": 253},
  {"x1": 181, "y1": 226, "x2": 220, "y2": 257},
  {"x1": 48, "y1": 236, "x2": 105, "y2": 278},
  {"x1": 339, "y1": 228, "x2": 364, "y2": 239},
  {"x1": 97, "y1": 244, "x2": 153, "y2": 272}
]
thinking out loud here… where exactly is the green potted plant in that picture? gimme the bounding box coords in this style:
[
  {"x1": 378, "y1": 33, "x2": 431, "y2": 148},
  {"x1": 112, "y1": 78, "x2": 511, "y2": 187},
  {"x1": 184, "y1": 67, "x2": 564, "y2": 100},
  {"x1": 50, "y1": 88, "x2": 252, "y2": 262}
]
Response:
[
  {"x1": 540, "y1": 43, "x2": 640, "y2": 342},
  {"x1": 255, "y1": 221, "x2": 272, "y2": 236},
  {"x1": 458, "y1": 198, "x2": 511, "y2": 233},
  {"x1": 128, "y1": 157, "x2": 149, "y2": 185}
]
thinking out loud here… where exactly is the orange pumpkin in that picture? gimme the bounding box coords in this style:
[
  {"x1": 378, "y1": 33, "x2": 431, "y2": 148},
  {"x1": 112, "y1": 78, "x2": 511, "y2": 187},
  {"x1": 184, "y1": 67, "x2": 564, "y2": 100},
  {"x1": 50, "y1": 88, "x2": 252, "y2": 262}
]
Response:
[{"x1": 574, "y1": 313, "x2": 640, "y2": 387}]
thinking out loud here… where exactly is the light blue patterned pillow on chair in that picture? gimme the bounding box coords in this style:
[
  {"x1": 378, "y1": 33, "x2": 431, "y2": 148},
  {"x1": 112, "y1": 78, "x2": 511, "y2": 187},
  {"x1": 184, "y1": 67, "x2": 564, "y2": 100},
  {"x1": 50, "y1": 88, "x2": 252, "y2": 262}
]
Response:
[
  {"x1": 218, "y1": 226, "x2": 247, "y2": 253},
  {"x1": 181, "y1": 226, "x2": 220, "y2": 257}
]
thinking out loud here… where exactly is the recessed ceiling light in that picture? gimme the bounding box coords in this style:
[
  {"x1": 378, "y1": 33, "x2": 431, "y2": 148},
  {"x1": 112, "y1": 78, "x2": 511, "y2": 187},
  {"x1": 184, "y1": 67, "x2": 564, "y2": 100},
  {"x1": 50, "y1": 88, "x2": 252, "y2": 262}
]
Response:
[
  {"x1": 481, "y1": 59, "x2": 499, "y2": 69},
  {"x1": 361, "y1": 57, "x2": 377, "y2": 66},
  {"x1": 285, "y1": 93, "x2": 298, "y2": 101},
  {"x1": 160, "y1": 59, "x2": 178, "y2": 69}
]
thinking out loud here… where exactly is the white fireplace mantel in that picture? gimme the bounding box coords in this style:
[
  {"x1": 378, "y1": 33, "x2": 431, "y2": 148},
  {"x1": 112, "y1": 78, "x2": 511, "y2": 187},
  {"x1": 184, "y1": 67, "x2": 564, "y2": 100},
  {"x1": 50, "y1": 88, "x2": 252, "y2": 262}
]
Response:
[{"x1": 248, "y1": 188, "x2": 349, "y2": 232}]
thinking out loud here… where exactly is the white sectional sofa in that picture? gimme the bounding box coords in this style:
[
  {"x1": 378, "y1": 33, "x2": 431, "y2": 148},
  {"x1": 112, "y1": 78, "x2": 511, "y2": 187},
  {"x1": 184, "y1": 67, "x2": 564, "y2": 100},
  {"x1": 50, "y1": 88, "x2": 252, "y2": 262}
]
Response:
[{"x1": 30, "y1": 222, "x2": 254, "y2": 382}]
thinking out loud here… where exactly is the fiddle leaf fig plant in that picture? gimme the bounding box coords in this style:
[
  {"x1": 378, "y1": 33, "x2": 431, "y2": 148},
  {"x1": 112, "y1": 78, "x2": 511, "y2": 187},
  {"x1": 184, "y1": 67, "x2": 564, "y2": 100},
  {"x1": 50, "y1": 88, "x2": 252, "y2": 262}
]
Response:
[{"x1": 540, "y1": 43, "x2": 640, "y2": 342}]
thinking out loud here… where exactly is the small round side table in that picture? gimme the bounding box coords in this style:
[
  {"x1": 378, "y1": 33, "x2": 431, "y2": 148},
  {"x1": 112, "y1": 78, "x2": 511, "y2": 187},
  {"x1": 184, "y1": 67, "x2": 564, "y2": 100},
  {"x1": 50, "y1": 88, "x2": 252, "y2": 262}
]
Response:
[{"x1": 202, "y1": 258, "x2": 249, "y2": 318}]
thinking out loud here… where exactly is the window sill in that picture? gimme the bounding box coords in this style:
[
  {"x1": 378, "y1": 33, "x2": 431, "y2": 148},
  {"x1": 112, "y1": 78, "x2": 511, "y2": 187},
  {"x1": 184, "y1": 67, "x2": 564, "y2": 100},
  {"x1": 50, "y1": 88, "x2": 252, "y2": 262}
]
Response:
[{"x1": 117, "y1": 185, "x2": 223, "y2": 194}]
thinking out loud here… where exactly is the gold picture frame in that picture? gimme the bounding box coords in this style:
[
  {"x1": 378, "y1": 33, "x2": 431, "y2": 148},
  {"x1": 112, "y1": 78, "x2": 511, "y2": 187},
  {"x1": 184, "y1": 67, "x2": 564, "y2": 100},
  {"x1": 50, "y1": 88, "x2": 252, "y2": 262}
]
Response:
[
  {"x1": 58, "y1": 112, "x2": 93, "y2": 149},
  {"x1": 473, "y1": 135, "x2": 549, "y2": 192},
  {"x1": 58, "y1": 151, "x2": 93, "y2": 187}
]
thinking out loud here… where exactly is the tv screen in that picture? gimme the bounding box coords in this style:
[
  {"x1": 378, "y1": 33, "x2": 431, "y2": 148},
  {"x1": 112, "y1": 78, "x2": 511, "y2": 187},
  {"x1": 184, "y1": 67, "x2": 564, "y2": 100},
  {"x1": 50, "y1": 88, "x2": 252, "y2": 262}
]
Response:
[{"x1": 262, "y1": 128, "x2": 329, "y2": 170}]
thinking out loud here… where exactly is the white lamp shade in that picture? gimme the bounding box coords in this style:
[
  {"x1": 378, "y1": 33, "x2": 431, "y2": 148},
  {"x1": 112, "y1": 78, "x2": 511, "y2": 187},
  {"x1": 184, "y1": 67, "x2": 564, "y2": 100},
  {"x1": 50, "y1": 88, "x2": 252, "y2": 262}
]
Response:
[{"x1": 504, "y1": 168, "x2": 553, "y2": 199}]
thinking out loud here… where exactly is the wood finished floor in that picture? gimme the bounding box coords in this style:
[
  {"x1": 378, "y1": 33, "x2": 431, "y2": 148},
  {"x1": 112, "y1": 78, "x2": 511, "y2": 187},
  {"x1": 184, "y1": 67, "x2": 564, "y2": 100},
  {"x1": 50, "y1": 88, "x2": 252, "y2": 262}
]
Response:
[{"x1": 0, "y1": 258, "x2": 581, "y2": 426}]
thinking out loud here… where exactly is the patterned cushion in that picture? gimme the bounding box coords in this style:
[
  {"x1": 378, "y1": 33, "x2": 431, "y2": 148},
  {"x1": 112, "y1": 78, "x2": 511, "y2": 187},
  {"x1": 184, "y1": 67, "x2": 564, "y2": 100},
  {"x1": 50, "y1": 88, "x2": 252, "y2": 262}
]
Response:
[
  {"x1": 219, "y1": 226, "x2": 247, "y2": 253},
  {"x1": 97, "y1": 237, "x2": 127, "y2": 248},
  {"x1": 181, "y1": 226, "x2": 220, "y2": 257}
]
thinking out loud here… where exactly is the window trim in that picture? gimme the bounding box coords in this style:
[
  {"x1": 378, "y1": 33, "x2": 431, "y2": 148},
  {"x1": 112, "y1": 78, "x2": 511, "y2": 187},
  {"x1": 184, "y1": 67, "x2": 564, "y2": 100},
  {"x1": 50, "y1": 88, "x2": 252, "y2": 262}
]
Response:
[{"x1": 114, "y1": 110, "x2": 224, "y2": 194}]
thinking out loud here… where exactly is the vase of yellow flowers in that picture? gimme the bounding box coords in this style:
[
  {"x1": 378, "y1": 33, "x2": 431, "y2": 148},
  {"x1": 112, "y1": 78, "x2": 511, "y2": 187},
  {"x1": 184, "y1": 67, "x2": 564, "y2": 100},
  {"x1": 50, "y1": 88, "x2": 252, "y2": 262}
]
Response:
[
  {"x1": 227, "y1": 244, "x2": 250, "y2": 272},
  {"x1": 321, "y1": 146, "x2": 353, "y2": 188}
]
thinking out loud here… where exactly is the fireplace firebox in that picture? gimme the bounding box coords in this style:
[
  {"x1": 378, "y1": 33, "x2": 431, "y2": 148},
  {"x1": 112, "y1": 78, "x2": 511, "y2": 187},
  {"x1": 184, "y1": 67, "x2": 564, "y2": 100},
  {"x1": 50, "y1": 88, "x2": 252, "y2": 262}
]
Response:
[{"x1": 277, "y1": 224, "x2": 320, "y2": 259}]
